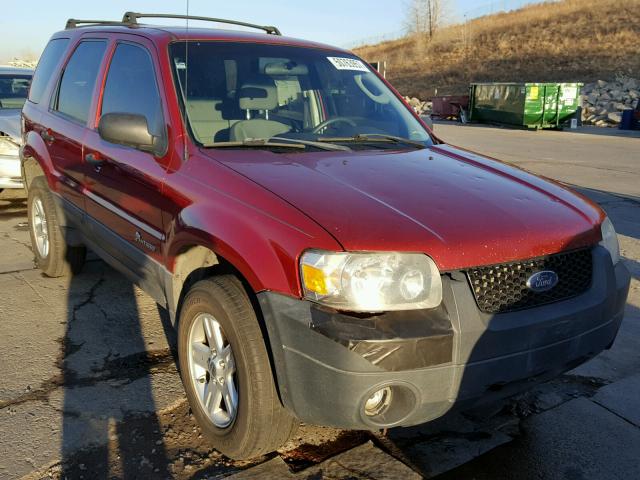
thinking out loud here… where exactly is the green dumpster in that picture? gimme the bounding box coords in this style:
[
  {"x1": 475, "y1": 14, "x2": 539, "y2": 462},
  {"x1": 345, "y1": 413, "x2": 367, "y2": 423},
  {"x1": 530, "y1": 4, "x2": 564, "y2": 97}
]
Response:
[{"x1": 469, "y1": 82, "x2": 582, "y2": 129}]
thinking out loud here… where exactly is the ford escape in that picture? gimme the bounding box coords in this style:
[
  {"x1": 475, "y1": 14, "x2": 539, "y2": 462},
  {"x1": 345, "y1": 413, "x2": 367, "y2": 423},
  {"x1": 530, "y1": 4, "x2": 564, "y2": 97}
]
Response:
[{"x1": 20, "y1": 12, "x2": 630, "y2": 459}]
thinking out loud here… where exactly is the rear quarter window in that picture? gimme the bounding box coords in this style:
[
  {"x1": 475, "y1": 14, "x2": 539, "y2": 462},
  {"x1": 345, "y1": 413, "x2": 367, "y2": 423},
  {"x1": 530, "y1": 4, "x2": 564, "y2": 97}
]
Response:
[{"x1": 28, "y1": 38, "x2": 70, "y2": 104}]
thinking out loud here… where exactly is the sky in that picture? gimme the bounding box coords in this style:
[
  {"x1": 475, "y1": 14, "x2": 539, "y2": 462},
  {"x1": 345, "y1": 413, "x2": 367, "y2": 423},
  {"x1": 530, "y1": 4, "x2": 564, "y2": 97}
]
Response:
[{"x1": 0, "y1": 0, "x2": 540, "y2": 63}]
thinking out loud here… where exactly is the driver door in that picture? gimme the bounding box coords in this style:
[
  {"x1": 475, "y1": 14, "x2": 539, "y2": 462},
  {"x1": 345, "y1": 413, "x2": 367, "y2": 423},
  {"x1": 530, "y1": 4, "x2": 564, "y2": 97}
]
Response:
[{"x1": 82, "y1": 37, "x2": 172, "y2": 301}]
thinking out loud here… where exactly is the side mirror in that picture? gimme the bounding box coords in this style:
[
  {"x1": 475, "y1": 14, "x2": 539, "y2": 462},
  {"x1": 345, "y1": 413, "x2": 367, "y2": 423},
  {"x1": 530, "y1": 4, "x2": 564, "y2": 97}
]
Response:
[{"x1": 98, "y1": 113, "x2": 162, "y2": 155}]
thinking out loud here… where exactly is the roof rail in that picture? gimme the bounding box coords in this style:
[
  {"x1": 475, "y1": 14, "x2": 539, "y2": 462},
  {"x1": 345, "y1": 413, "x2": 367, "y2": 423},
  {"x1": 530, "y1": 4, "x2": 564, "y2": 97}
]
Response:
[
  {"x1": 121, "y1": 12, "x2": 282, "y2": 35},
  {"x1": 65, "y1": 19, "x2": 127, "y2": 29}
]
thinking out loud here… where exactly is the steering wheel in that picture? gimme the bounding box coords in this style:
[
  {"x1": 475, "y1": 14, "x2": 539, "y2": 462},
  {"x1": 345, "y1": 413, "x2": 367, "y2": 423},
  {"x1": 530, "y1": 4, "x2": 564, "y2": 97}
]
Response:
[{"x1": 312, "y1": 116, "x2": 358, "y2": 134}]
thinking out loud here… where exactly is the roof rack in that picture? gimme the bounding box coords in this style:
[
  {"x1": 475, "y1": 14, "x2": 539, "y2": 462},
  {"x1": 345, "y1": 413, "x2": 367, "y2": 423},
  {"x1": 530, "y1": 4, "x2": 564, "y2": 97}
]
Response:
[
  {"x1": 65, "y1": 12, "x2": 282, "y2": 35},
  {"x1": 65, "y1": 12, "x2": 281, "y2": 35},
  {"x1": 121, "y1": 12, "x2": 281, "y2": 35}
]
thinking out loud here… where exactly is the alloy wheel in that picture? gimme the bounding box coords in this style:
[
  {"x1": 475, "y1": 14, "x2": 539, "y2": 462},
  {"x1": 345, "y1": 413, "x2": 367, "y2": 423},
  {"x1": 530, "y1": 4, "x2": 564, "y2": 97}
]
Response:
[
  {"x1": 188, "y1": 313, "x2": 238, "y2": 428},
  {"x1": 31, "y1": 196, "x2": 49, "y2": 258}
]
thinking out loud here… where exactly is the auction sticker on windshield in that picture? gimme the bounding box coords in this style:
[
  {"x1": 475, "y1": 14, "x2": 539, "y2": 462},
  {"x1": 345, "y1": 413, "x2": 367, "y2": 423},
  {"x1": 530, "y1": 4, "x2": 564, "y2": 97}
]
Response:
[{"x1": 327, "y1": 57, "x2": 370, "y2": 72}]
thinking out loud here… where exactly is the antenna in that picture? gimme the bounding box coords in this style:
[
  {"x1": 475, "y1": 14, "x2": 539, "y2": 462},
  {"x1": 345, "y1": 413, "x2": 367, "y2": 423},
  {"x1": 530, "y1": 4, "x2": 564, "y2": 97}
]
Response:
[{"x1": 184, "y1": 0, "x2": 190, "y2": 160}]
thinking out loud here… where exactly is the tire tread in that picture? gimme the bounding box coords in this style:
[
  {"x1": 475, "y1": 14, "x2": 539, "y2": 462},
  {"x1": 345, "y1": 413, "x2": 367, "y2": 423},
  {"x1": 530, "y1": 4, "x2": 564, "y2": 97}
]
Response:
[
  {"x1": 178, "y1": 275, "x2": 297, "y2": 459},
  {"x1": 28, "y1": 177, "x2": 85, "y2": 277}
]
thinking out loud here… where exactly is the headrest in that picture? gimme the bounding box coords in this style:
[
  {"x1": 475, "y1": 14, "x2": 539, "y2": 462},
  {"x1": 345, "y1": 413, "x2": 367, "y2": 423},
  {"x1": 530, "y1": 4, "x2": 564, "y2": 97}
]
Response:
[{"x1": 239, "y1": 80, "x2": 278, "y2": 111}]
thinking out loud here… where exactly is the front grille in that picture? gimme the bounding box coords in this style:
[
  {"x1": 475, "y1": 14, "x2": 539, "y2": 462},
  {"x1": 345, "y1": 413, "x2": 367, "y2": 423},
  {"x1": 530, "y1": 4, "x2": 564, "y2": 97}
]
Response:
[{"x1": 465, "y1": 248, "x2": 593, "y2": 314}]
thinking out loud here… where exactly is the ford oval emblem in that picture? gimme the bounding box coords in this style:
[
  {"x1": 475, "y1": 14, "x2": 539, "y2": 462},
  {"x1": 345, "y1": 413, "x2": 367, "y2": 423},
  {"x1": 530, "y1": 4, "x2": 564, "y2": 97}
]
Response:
[{"x1": 526, "y1": 271, "x2": 559, "y2": 293}]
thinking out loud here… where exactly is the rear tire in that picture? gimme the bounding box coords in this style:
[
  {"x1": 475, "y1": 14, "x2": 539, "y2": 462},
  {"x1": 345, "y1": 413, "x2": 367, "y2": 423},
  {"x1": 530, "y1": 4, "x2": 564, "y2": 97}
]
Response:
[
  {"x1": 27, "y1": 177, "x2": 86, "y2": 277},
  {"x1": 178, "y1": 275, "x2": 297, "y2": 459}
]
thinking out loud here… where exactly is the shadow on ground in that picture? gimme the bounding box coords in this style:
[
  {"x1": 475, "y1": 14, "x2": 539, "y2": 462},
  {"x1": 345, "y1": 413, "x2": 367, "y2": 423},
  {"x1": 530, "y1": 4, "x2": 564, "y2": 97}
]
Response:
[
  {"x1": 60, "y1": 263, "x2": 172, "y2": 477},
  {"x1": 44, "y1": 260, "x2": 264, "y2": 479}
]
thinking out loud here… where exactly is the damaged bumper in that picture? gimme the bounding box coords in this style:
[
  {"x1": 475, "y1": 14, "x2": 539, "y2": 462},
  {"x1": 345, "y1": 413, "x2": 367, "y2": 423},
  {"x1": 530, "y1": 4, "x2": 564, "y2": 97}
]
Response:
[{"x1": 258, "y1": 246, "x2": 630, "y2": 430}]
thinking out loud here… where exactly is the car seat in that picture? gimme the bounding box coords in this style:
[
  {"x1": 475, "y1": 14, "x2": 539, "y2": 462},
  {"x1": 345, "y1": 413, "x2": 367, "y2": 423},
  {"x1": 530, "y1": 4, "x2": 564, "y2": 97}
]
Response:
[{"x1": 230, "y1": 79, "x2": 290, "y2": 141}]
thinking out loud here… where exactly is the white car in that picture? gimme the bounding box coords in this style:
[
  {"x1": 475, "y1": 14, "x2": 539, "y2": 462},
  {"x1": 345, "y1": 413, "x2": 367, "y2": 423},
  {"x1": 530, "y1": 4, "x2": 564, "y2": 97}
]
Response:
[{"x1": 0, "y1": 66, "x2": 33, "y2": 192}]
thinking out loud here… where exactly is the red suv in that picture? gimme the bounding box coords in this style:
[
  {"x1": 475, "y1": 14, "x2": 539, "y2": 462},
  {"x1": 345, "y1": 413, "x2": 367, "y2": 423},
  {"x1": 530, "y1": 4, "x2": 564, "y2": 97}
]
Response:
[{"x1": 21, "y1": 13, "x2": 630, "y2": 459}]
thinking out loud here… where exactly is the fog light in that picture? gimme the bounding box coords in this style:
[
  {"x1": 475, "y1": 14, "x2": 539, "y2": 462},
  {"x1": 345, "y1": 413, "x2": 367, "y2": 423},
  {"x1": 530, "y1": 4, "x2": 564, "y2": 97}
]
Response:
[{"x1": 364, "y1": 387, "x2": 392, "y2": 416}]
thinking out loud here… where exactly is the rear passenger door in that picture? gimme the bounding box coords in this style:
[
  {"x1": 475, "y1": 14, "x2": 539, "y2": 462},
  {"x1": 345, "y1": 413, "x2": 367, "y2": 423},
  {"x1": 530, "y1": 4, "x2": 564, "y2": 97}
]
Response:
[
  {"x1": 83, "y1": 37, "x2": 172, "y2": 301},
  {"x1": 45, "y1": 39, "x2": 107, "y2": 213}
]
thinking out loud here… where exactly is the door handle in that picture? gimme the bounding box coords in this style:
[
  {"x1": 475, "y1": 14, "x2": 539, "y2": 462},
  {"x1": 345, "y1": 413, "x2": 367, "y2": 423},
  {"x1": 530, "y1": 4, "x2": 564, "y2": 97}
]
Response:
[
  {"x1": 85, "y1": 153, "x2": 104, "y2": 172},
  {"x1": 40, "y1": 129, "x2": 55, "y2": 143}
]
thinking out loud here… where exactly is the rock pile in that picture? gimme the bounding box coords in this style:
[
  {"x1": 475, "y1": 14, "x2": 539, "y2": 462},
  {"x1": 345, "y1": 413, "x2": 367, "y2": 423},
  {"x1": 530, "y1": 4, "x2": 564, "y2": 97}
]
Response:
[
  {"x1": 581, "y1": 77, "x2": 639, "y2": 127},
  {"x1": 404, "y1": 96, "x2": 432, "y2": 116},
  {"x1": 6, "y1": 59, "x2": 38, "y2": 69}
]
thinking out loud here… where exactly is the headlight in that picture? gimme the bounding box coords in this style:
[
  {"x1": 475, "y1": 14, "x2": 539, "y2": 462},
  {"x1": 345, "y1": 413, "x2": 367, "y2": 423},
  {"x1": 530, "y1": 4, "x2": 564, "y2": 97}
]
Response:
[
  {"x1": 300, "y1": 250, "x2": 442, "y2": 312},
  {"x1": 600, "y1": 217, "x2": 620, "y2": 265}
]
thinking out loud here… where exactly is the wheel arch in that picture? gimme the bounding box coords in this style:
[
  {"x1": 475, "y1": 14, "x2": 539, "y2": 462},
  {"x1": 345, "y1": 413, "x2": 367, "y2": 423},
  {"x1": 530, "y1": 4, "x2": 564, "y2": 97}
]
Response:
[
  {"x1": 170, "y1": 244, "x2": 220, "y2": 317},
  {"x1": 168, "y1": 243, "x2": 265, "y2": 326},
  {"x1": 21, "y1": 131, "x2": 57, "y2": 192}
]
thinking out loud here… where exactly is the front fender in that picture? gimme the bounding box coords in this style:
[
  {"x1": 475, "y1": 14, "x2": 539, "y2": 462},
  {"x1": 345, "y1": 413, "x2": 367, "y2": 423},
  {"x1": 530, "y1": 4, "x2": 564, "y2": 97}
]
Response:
[{"x1": 165, "y1": 199, "x2": 341, "y2": 298}]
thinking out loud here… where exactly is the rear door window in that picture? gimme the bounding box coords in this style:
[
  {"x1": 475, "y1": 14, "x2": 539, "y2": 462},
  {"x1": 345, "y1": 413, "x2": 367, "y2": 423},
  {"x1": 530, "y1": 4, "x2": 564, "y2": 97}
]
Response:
[
  {"x1": 100, "y1": 43, "x2": 164, "y2": 137},
  {"x1": 53, "y1": 40, "x2": 107, "y2": 124},
  {"x1": 28, "y1": 38, "x2": 69, "y2": 104}
]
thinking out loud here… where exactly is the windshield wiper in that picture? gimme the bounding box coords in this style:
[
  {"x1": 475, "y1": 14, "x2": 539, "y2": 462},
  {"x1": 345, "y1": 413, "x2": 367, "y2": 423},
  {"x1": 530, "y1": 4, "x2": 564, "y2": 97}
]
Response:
[
  {"x1": 202, "y1": 137, "x2": 351, "y2": 152},
  {"x1": 271, "y1": 137, "x2": 351, "y2": 152},
  {"x1": 202, "y1": 139, "x2": 306, "y2": 150},
  {"x1": 317, "y1": 133, "x2": 427, "y2": 150}
]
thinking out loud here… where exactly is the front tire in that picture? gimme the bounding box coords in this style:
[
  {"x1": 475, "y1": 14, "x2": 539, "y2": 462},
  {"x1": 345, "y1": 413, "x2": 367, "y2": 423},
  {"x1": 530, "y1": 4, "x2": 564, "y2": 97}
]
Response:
[
  {"x1": 27, "y1": 177, "x2": 86, "y2": 277},
  {"x1": 178, "y1": 276, "x2": 297, "y2": 459}
]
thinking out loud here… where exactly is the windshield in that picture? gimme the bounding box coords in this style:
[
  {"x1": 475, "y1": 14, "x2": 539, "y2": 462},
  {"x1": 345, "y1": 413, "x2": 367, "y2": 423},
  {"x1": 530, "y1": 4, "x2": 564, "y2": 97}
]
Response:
[
  {"x1": 0, "y1": 74, "x2": 32, "y2": 110},
  {"x1": 169, "y1": 42, "x2": 432, "y2": 150}
]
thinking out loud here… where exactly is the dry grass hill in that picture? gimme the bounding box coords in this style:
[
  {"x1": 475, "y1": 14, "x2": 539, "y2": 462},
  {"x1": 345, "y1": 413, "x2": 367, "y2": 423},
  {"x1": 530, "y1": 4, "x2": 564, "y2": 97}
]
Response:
[{"x1": 355, "y1": 0, "x2": 640, "y2": 98}]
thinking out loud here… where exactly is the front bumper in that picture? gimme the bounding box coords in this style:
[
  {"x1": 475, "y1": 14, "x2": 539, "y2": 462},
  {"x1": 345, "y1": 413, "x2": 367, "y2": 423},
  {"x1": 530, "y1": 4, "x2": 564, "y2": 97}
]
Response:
[
  {"x1": 258, "y1": 246, "x2": 630, "y2": 430},
  {"x1": 0, "y1": 154, "x2": 24, "y2": 189}
]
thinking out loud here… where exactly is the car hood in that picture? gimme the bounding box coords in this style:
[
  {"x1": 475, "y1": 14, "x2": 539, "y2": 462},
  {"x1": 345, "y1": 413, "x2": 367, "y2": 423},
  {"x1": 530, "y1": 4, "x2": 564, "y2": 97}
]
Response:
[
  {"x1": 0, "y1": 110, "x2": 21, "y2": 141},
  {"x1": 204, "y1": 144, "x2": 603, "y2": 270}
]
